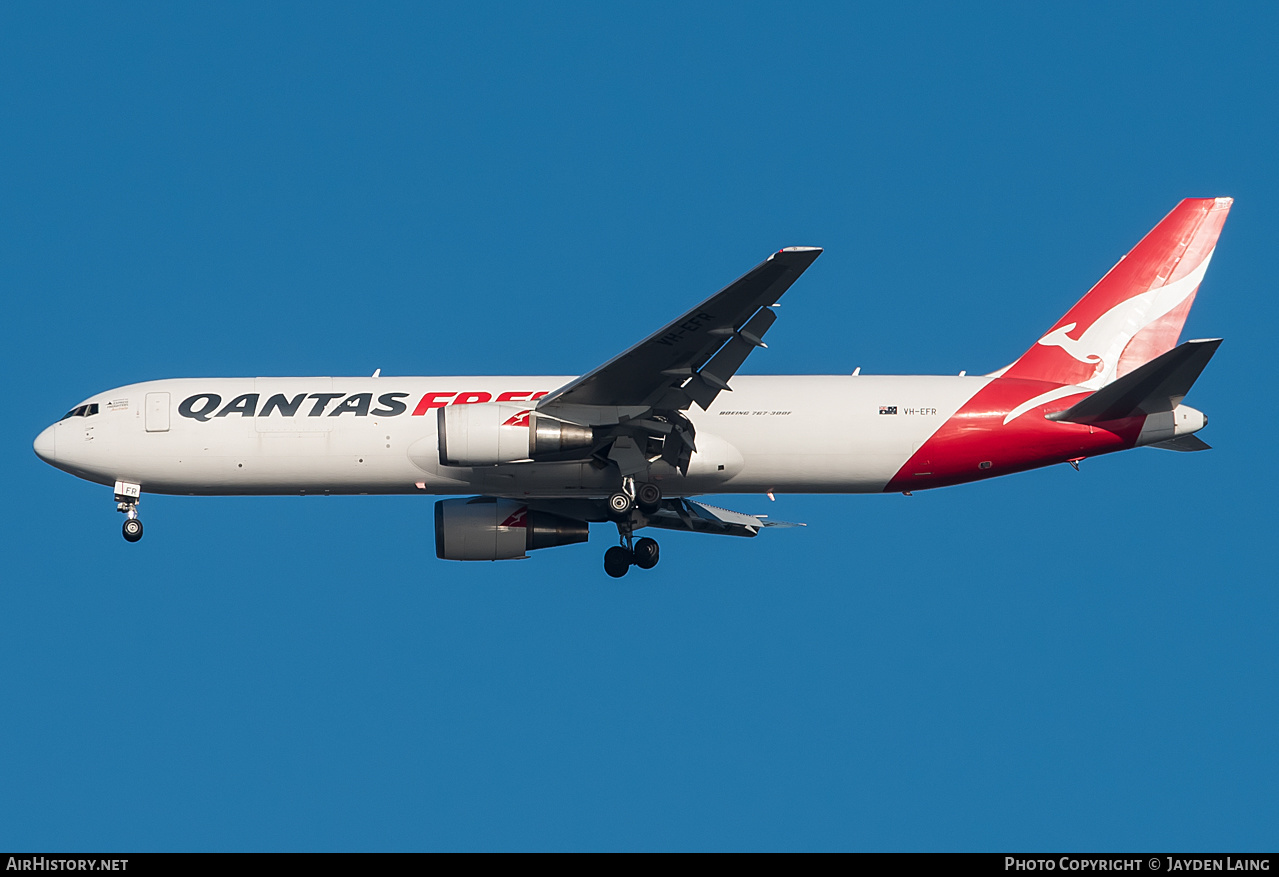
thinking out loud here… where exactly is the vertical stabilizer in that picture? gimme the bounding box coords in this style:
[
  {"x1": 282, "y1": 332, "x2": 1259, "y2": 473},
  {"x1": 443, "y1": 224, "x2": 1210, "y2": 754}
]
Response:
[{"x1": 1002, "y1": 197, "x2": 1231, "y2": 389}]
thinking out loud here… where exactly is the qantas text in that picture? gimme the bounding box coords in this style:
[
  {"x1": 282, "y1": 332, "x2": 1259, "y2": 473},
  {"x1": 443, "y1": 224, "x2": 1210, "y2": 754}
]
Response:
[{"x1": 177, "y1": 391, "x2": 550, "y2": 422}]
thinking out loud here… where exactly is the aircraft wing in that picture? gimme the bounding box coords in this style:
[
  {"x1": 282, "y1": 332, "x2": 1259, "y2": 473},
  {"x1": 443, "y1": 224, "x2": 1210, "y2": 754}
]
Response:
[{"x1": 537, "y1": 247, "x2": 822, "y2": 412}]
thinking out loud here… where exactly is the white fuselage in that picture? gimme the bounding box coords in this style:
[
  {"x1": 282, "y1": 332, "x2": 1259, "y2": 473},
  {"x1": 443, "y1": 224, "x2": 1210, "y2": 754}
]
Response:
[{"x1": 36, "y1": 375, "x2": 989, "y2": 498}]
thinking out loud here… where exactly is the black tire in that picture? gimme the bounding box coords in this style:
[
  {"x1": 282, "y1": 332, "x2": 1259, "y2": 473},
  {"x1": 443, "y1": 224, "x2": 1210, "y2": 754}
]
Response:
[
  {"x1": 633, "y1": 537, "x2": 659, "y2": 570},
  {"x1": 636, "y1": 482, "x2": 662, "y2": 513},
  {"x1": 607, "y1": 491, "x2": 633, "y2": 519},
  {"x1": 603, "y1": 546, "x2": 632, "y2": 578},
  {"x1": 122, "y1": 518, "x2": 143, "y2": 543}
]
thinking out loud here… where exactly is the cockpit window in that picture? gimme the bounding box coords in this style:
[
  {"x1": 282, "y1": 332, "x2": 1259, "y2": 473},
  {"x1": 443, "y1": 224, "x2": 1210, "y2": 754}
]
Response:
[{"x1": 59, "y1": 403, "x2": 99, "y2": 421}]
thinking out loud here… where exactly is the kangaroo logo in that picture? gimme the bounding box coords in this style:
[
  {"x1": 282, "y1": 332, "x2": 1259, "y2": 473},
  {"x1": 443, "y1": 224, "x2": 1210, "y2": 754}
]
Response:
[
  {"x1": 499, "y1": 507, "x2": 528, "y2": 528},
  {"x1": 502, "y1": 409, "x2": 532, "y2": 428},
  {"x1": 1034, "y1": 250, "x2": 1215, "y2": 387},
  {"x1": 1004, "y1": 248, "x2": 1216, "y2": 426},
  {"x1": 1038, "y1": 320, "x2": 1106, "y2": 363}
]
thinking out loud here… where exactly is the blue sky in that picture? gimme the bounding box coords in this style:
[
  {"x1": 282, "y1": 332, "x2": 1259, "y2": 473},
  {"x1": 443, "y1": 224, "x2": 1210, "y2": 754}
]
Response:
[{"x1": 2, "y1": 2, "x2": 1276, "y2": 851}]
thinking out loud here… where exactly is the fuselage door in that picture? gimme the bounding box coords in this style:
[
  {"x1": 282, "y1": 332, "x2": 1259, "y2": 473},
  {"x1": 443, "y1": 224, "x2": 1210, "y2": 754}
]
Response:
[{"x1": 145, "y1": 392, "x2": 170, "y2": 432}]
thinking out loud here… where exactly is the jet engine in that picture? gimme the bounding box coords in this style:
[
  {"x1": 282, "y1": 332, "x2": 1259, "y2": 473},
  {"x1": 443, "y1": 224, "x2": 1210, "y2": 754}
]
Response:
[
  {"x1": 434, "y1": 497, "x2": 590, "y2": 560},
  {"x1": 438, "y1": 404, "x2": 593, "y2": 466}
]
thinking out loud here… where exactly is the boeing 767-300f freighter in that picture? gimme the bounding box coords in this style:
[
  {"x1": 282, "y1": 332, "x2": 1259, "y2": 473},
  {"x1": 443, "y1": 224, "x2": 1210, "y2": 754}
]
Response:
[{"x1": 34, "y1": 198, "x2": 1230, "y2": 577}]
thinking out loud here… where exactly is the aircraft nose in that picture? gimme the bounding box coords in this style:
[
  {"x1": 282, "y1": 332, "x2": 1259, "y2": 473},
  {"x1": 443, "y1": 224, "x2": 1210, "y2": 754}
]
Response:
[{"x1": 33, "y1": 424, "x2": 57, "y2": 463}]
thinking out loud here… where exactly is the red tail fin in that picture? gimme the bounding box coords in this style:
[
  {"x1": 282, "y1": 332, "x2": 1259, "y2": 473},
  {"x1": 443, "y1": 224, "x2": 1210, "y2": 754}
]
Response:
[{"x1": 1001, "y1": 197, "x2": 1231, "y2": 389}]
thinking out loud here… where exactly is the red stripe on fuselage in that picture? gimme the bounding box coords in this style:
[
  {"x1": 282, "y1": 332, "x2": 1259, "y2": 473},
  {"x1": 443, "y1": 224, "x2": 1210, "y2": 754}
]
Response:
[{"x1": 884, "y1": 378, "x2": 1145, "y2": 492}]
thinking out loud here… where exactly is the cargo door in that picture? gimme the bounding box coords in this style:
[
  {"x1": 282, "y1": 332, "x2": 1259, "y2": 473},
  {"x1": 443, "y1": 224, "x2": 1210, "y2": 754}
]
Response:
[{"x1": 145, "y1": 392, "x2": 170, "y2": 432}]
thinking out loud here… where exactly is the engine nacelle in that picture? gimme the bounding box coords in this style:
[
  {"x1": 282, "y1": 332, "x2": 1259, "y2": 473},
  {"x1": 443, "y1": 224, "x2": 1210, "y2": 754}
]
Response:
[
  {"x1": 438, "y1": 403, "x2": 531, "y2": 466},
  {"x1": 438, "y1": 404, "x2": 594, "y2": 466},
  {"x1": 434, "y1": 497, "x2": 590, "y2": 560}
]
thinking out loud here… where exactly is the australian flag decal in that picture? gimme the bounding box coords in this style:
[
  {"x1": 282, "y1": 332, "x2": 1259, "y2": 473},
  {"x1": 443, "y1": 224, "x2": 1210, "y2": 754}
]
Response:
[{"x1": 879, "y1": 406, "x2": 897, "y2": 415}]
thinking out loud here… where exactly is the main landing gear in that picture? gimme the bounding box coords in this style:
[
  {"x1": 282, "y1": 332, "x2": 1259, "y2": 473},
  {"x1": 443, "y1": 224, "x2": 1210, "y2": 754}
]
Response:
[
  {"x1": 606, "y1": 478, "x2": 663, "y2": 519},
  {"x1": 603, "y1": 476, "x2": 663, "y2": 578},
  {"x1": 115, "y1": 480, "x2": 143, "y2": 543},
  {"x1": 603, "y1": 537, "x2": 660, "y2": 578}
]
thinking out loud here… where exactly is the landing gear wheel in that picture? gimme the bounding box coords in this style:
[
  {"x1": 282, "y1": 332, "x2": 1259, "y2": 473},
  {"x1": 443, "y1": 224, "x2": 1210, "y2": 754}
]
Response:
[
  {"x1": 122, "y1": 518, "x2": 144, "y2": 543},
  {"x1": 604, "y1": 546, "x2": 632, "y2": 578},
  {"x1": 636, "y1": 482, "x2": 662, "y2": 513},
  {"x1": 607, "y1": 491, "x2": 634, "y2": 519},
  {"x1": 633, "y1": 537, "x2": 659, "y2": 570}
]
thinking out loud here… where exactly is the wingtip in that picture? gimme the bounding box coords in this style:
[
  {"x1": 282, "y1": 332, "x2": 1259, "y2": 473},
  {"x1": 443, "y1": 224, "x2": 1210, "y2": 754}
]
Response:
[
  {"x1": 771, "y1": 246, "x2": 823, "y2": 263},
  {"x1": 1179, "y1": 196, "x2": 1232, "y2": 211}
]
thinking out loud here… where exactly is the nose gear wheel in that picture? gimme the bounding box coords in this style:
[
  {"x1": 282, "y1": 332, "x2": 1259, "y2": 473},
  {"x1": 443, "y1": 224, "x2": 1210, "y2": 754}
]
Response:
[{"x1": 116, "y1": 490, "x2": 143, "y2": 543}]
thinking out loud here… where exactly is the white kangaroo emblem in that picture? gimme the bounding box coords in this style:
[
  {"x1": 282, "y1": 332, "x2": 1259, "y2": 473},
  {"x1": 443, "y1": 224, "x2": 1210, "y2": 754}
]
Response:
[
  {"x1": 1034, "y1": 249, "x2": 1215, "y2": 386},
  {"x1": 1003, "y1": 248, "x2": 1216, "y2": 426},
  {"x1": 1038, "y1": 320, "x2": 1109, "y2": 364}
]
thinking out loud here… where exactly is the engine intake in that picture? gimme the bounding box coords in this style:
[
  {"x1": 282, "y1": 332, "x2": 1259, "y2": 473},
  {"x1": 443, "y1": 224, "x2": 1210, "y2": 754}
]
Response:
[{"x1": 434, "y1": 497, "x2": 590, "y2": 560}]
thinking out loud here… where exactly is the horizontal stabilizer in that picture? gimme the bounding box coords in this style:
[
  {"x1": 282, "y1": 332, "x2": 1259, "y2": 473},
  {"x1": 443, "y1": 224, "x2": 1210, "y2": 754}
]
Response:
[
  {"x1": 1047, "y1": 338, "x2": 1221, "y2": 424},
  {"x1": 644, "y1": 499, "x2": 805, "y2": 538},
  {"x1": 1150, "y1": 435, "x2": 1212, "y2": 452}
]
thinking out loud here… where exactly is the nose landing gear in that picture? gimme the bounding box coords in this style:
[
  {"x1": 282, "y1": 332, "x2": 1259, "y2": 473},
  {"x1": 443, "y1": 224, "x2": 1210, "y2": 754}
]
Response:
[{"x1": 115, "y1": 480, "x2": 143, "y2": 543}]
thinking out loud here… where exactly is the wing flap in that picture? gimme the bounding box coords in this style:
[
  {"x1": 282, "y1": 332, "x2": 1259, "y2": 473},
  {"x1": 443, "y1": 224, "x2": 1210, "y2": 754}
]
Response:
[
  {"x1": 643, "y1": 499, "x2": 805, "y2": 538},
  {"x1": 684, "y1": 307, "x2": 779, "y2": 410}
]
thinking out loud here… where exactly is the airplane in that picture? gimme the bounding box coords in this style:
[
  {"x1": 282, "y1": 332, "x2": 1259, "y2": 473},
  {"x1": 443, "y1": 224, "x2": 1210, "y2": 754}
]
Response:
[{"x1": 34, "y1": 197, "x2": 1230, "y2": 577}]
